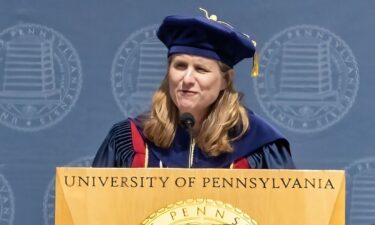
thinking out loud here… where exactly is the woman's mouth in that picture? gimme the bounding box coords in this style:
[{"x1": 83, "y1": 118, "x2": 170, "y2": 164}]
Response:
[{"x1": 179, "y1": 90, "x2": 198, "y2": 96}]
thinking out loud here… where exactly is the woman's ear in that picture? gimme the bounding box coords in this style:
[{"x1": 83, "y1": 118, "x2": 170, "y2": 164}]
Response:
[{"x1": 221, "y1": 69, "x2": 234, "y2": 90}]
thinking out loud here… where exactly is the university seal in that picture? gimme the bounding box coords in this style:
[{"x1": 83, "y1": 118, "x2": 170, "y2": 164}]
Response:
[
  {"x1": 111, "y1": 25, "x2": 167, "y2": 117},
  {"x1": 0, "y1": 23, "x2": 82, "y2": 131},
  {"x1": 142, "y1": 198, "x2": 258, "y2": 225},
  {"x1": 254, "y1": 25, "x2": 359, "y2": 133}
]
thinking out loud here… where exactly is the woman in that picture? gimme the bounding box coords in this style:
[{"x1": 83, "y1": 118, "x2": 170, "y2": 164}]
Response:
[{"x1": 92, "y1": 13, "x2": 295, "y2": 169}]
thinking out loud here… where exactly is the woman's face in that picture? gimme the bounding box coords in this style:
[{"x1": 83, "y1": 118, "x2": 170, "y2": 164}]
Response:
[{"x1": 168, "y1": 54, "x2": 227, "y2": 120}]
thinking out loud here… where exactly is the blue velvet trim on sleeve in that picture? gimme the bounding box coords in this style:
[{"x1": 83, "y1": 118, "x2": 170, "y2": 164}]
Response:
[
  {"x1": 247, "y1": 140, "x2": 295, "y2": 169},
  {"x1": 92, "y1": 120, "x2": 135, "y2": 167}
]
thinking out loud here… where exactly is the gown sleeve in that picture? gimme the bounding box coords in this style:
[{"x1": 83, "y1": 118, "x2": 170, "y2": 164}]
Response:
[
  {"x1": 247, "y1": 140, "x2": 295, "y2": 169},
  {"x1": 92, "y1": 120, "x2": 135, "y2": 167}
]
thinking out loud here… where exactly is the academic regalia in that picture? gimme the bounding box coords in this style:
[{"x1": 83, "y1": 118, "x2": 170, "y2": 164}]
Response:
[
  {"x1": 92, "y1": 110, "x2": 295, "y2": 169},
  {"x1": 92, "y1": 11, "x2": 295, "y2": 169}
]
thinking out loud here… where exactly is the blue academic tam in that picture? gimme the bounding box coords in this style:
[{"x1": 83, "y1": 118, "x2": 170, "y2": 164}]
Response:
[{"x1": 157, "y1": 15, "x2": 256, "y2": 68}]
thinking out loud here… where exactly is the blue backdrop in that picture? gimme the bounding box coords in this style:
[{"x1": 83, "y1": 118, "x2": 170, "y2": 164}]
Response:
[{"x1": 0, "y1": 0, "x2": 374, "y2": 224}]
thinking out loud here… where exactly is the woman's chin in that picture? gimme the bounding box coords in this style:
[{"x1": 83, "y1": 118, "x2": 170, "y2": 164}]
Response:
[
  {"x1": 177, "y1": 107, "x2": 194, "y2": 113},
  {"x1": 175, "y1": 100, "x2": 194, "y2": 109},
  {"x1": 177, "y1": 104, "x2": 197, "y2": 114}
]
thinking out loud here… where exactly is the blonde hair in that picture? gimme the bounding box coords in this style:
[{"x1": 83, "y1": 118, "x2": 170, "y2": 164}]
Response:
[{"x1": 142, "y1": 59, "x2": 249, "y2": 156}]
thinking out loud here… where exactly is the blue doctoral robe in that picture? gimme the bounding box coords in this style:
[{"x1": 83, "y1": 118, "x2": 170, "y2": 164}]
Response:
[{"x1": 92, "y1": 111, "x2": 295, "y2": 169}]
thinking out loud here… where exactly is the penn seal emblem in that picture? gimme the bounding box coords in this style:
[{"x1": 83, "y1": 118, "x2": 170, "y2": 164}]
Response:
[
  {"x1": 254, "y1": 25, "x2": 359, "y2": 133},
  {"x1": 142, "y1": 199, "x2": 258, "y2": 225},
  {"x1": 0, "y1": 174, "x2": 15, "y2": 225},
  {"x1": 111, "y1": 25, "x2": 167, "y2": 117},
  {"x1": 0, "y1": 23, "x2": 82, "y2": 131},
  {"x1": 345, "y1": 157, "x2": 375, "y2": 225}
]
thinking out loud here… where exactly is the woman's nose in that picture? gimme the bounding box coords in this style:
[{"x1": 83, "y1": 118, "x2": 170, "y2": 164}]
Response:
[{"x1": 182, "y1": 67, "x2": 195, "y2": 83}]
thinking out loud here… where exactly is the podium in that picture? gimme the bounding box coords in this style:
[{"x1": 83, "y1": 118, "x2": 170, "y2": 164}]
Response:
[{"x1": 55, "y1": 168, "x2": 345, "y2": 225}]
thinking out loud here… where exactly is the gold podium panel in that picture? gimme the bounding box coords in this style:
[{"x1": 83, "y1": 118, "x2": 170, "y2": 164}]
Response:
[{"x1": 55, "y1": 168, "x2": 345, "y2": 225}]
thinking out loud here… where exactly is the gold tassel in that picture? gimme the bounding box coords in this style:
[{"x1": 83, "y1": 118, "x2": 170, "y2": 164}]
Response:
[{"x1": 251, "y1": 53, "x2": 259, "y2": 77}]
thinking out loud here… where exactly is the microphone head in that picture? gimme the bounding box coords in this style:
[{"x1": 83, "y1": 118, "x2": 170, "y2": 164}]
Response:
[{"x1": 179, "y1": 112, "x2": 195, "y2": 129}]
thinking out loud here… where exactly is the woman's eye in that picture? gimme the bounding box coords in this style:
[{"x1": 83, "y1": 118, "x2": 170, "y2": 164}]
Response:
[
  {"x1": 174, "y1": 63, "x2": 186, "y2": 70},
  {"x1": 196, "y1": 67, "x2": 208, "y2": 73}
]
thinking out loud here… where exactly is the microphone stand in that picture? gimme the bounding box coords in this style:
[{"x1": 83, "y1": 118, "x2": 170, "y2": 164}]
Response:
[{"x1": 179, "y1": 113, "x2": 195, "y2": 168}]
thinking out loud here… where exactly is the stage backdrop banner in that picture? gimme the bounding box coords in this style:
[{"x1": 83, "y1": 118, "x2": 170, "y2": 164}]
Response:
[{"x1": 55, "y1": 167, "x2": 345, "y2": 225}]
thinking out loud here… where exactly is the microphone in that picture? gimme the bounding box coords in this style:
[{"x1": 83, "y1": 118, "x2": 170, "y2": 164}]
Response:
[{"x1": 179, "y1": 112, "x2": 195, "y2": 130}]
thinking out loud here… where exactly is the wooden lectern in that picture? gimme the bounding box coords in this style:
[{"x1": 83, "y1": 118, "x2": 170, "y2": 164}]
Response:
[{"x1": 55, "y1": 168, "x2": 345, "y2": 225}]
